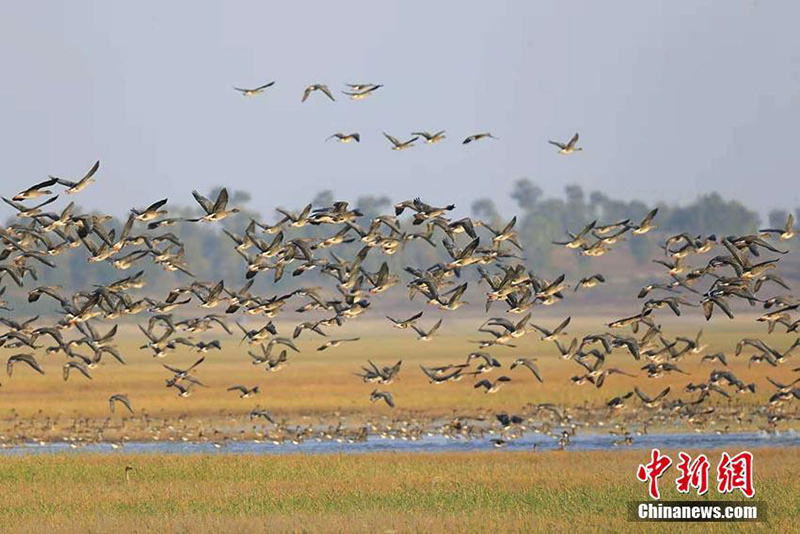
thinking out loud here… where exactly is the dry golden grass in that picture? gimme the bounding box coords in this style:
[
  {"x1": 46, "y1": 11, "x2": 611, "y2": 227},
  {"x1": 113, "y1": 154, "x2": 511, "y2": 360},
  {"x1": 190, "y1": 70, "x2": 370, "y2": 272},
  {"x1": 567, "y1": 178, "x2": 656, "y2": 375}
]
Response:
[
  {"x1": 0, "y1": 317, "x2": 794, "y2": 533},
  {"x1": 0, "y1": 448, "x2": 792, "y2": 533},
  {"x1": 0, "y1": 317, "x2": 794, "y2": 425}
]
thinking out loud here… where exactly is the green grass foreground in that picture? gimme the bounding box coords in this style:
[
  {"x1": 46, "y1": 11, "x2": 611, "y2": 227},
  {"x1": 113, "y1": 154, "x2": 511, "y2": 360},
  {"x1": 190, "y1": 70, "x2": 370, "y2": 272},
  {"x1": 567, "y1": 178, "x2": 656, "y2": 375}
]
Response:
[{"x1": 0, "y1": 449, "x2": 795, "y2": 533}]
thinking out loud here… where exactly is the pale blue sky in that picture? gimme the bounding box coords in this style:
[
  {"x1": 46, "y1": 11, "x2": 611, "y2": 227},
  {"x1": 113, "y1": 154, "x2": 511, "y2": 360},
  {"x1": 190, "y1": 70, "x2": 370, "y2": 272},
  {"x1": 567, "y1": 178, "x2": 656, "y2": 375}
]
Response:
[{"x1": 1, "y1": 1, "x2": 798, "y2": 220}]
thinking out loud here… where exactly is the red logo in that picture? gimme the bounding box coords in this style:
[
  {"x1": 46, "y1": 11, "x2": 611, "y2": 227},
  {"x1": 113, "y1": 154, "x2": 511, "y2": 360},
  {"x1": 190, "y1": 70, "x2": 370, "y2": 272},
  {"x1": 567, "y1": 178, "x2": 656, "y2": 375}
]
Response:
[
  {"x1": 717, "y1": 451, "x2": 755, "y2": 498},
  {"x1": 675, "y1": 452, "x2": 710, "y2": 496},
  {"x1": 636, "y1": 448, "x2": 672, "y2": 500},
  {"x1": 636, "y1": 449, "x2": 755, "y2": 499}
]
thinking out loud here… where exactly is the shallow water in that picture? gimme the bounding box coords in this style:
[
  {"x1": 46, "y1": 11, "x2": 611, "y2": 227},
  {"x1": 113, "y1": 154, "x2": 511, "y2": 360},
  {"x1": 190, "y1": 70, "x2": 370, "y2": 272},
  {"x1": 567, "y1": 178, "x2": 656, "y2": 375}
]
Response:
[{"x1": 1, "y1": 430, "x2": 798, "y2": 455}]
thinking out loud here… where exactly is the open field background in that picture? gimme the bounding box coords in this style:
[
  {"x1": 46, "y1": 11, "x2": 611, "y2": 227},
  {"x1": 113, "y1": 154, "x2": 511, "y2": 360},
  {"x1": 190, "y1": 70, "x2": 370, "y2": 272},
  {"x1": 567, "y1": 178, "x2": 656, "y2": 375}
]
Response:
[
  {"x1": 1, "y1": 315, "x2": 798, "y2": 441},
  {"x1": 0, "y1": 449, "x2": 793, "y2": 533}
]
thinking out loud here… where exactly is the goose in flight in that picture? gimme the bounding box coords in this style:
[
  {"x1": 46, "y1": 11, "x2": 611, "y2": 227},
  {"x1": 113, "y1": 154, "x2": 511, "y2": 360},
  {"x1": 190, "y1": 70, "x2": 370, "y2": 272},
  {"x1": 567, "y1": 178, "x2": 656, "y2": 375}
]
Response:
[
  {"x1": 420, "y1": 364, "x2": 463, "y2": 384},
  {"x1": 276, "y1": 203, "x2": 313, "y2": 228},
  {"x1": 608, "y1": 309, "x2": 653, "y2": 332},
  {"x1": 292, "y1": 321, "x2": 328, "y2": 339},
  {"x1": 700, "y1": 352, "x2": 728, "y2": 366},
  {"x1": 575, "y1": 274, "x2": 606, "y2": 291},
  {"x1": 411, "y1": 319, "x2": 443, "y2": 341},
  {"x1": 496, "y1": 413, "x2": 524, "y2": 428},
  {"x1": 634, "y1": 386, "x2": 671, "y2": 408},
  {"x1": 343, "y1": 84, "x2": 383, "y2": 99},
  {"x1": 552, "y1": 220, "x2": 596, "y2": 249},
  {"x1": 163, "y1": 356, "x2": 205, "y2": 381},
  {"x1": 369, "y1": 389, "x2": 395, "y2": 408},
  {"x1": 356, "y1": 360, "x2": 402, "y2": 384},
  {"x1": 467, "y1": 352, "x2": 501, "y2": 369},
  {"x1": 250, "y1": 409, "x2": 277, "y2": 424},
  {"x1": 131, "y1": 199, "x2": 169, "y2": 222},
  {"x1": 63, "y1": 361, "x2": 92, "y2": 381},
  {"x1": 233, "y1": 81, "x2": 275, "y2": 96},
  {"x1": 237, "y1": 321, "x2": 278, "y2": 345},
  {"x1": 761, "y1": 214, "x2": 796, "y2": 241},
  {"x1": 485, "y1": 312, "x2": 532, "y2": 340},
  {"x1": 766, "y1": 376, "x2": 800, "y2": 393},
  {"x1": 35, "y1": 200, "x2": 77, "y2": 233},
  {"x1": 383, "y1": 132, "x2": 419, "y2": 150},
  {"x1": 345, "y1": 83, "x2": 379, "y2": 91},
  {"x1": 0, "y1": 286, "x2": 9, "y2": 311},
  {"x1": 531, "y1": 316, "x2": 571, "y2": 342},
  {"x1": 386, "y1": 311, "x2": 424, "y2": 329},
  {"x1": 12, "y1": 178, "x2": 58, "y2": 202},
  {"x1": 675, "y1": 330, "x2": 708, "y2": 355},
  {"x1": 195, "y1": 340, "x2": 222, "y2": 353},
  {"x1": 606, "y1": 391, "x2": 634, "y2": 410},
  {"x1": 6, "y1": 353, "x2": 45, "y2": 376},
  {"x1": 643, "y1": 296, "x2": 697, "y2": 317},
  {"x1": 462, "y1": 132, "x2": 498, "y2": 144},
  {"x1": 109, "y1": 394, "x2": 134, "y2": 414},
  {"x1": 326, "y1": 133, "x2": 360, "y2": 143},
  {"x1": 52, "y1": 160, "x2": 101, "y2": 194},
  {"x1": 2, "y1": 195, "x2": 59, "y2": 219},
  {"x1": 482, "y1": 216, "x2": 523, "y2": 250},
  {"x1": 168, "y1": 381, "x2": 194, "y2": 397},
  {"x1": 317, "y1": 337, "x2": 360, "y2": 351},
  {"x1": 510, "y1": 358, "x2": 543, "y2": 382},
  {"x1": 632, "y1": 208, "x2": 659, "y2": 235},
  {"x1": 192, "y1": 280, "x2": 226, "y2": 309},
  {"x1": 394, "y1": 197, "x2": 456, "y2": 218},
  {"x1": 701, "y1": 295, "x2": 734, "y2": 321},
  {"x1": 364, "y1": 262, "x2": 400, "y2": 293},
  {"x1": 474, "y1": 376, "x2": 511, "y2": 393},
  {"x1": 443, "y1": 238, "x2": 481, "y2": 270},
  {"x1": 641, "y1": 362, "x2": 688, "y2": 378},
  {"x1": 302, "y1": 84, "x2": 335, "y2": 102},
  {"x1": 548, "y1": 133, "x2": 582, "y2": 154},
  {"x1": 187, "y1": 188, "x2": 240, "y2": 223},
  {"x1": 552, "y1": 337, "x2": 578, "y2": 360},
  {"x1": 227, "y1": 385, "x2": 260, "y2": 398},
  {"x1": 412, "y1": 130, "x2": 446, "y2": 144}
]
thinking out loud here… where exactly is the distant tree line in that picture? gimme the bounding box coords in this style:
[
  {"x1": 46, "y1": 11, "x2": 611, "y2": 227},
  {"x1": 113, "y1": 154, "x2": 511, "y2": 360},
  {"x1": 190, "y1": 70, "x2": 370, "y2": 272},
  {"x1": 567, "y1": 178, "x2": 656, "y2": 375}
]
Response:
[
  {"x1": 472, "y1": 179, "x2": 779, "y2": 271},
  {"x1": 3, "y1": 181, "x2": 796, "y2": 309}
]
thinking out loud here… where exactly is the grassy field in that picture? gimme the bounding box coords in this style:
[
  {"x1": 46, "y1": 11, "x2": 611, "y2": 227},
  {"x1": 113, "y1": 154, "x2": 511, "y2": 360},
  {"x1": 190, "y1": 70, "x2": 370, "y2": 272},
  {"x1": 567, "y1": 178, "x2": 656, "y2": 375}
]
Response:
[
  {"x1": 0, "y1": 317, "x2": 795, "y2": 422},
  {"x1": 0, "y1": 317, "x2": 794, "y2": 532},
  {"x1": 0, "y1": 448, "x2": 792, "y2": 533}
]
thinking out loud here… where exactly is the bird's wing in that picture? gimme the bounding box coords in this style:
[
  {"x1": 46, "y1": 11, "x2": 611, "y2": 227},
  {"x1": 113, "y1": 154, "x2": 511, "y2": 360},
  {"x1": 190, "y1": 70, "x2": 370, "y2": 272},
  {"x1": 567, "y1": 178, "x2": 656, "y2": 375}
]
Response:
[
  {"x1": 191, "y1": 190, "x2": 214, "y2": 214},
  {"x1": 566, "y1": 132, "x2": 579, "y2": 149},
  {"x1": 319, "y1": 85, "x2": 335, "y2": 101},
  {"x1": 212, "y1": 188, "x2": 229, "y2": 213}
]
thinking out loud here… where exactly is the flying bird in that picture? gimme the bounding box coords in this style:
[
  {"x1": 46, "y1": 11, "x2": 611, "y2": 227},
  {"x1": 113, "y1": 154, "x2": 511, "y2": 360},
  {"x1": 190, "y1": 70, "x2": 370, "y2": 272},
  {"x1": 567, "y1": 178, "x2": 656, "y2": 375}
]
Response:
[
  {"x1": 412, "y1": 131, "x2": 446, "y2": 144},
  {"x1": 227, "y1": 385, "x2": 260, "y2": 398},
  {"x1": 369, "y1": 389, "x2": 395, "y2": 408},
  {"x1": 383, "y1": 133, "x2": 418, "y2": 150},
  {"x1": 188, "y1": 188, "x2": 240, "y2": 223},
  {"x1": 342, "y1": 84, "x2": 383, "y2": 99},
  {"x1": 109, "y1": 394, "x2": 135, "y2": 414},
  {"x1": 548, "y1": 133, "x2": 582, "y2": 154},
  {"x1": 52, "y1": 160, "x2": 101, "y2": 194},
  {"x1": 463, "y1": 132, "x2": 498, "y2": 144},
  {"x1": 326, "y1": 133, "x2": 360, "y2": 143},
  {"x1": 302, "y1": 84, "x2": 335, "y2": 102},
  {"x1": 233, "y1": 81, "x2": 275, "y2": 96}
]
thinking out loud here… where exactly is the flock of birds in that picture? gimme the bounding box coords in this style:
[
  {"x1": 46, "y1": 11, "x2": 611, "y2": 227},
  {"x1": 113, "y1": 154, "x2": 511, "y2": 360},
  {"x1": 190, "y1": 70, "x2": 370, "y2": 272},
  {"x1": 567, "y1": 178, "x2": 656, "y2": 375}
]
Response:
[
  {"x1": 0, "y1": 81, "x2": 798, "y2": 449},
  {"x1": 233, "y1": 80, "x2": 582, "y2": 151}
]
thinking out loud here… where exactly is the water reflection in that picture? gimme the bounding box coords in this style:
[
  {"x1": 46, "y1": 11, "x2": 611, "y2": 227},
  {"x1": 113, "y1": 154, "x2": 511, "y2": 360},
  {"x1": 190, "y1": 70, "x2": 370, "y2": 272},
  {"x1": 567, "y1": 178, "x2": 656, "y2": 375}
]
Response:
[{"x1": 1, "y1": 430, "x2": 798, "y2": 455}]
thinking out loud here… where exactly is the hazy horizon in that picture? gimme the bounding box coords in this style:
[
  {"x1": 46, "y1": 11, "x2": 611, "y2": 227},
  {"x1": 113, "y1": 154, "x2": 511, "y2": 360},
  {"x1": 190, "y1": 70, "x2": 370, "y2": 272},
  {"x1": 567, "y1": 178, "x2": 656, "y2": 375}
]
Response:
[{"x1": 2, "y1": 1, "x2": 798, "y2": 221}]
